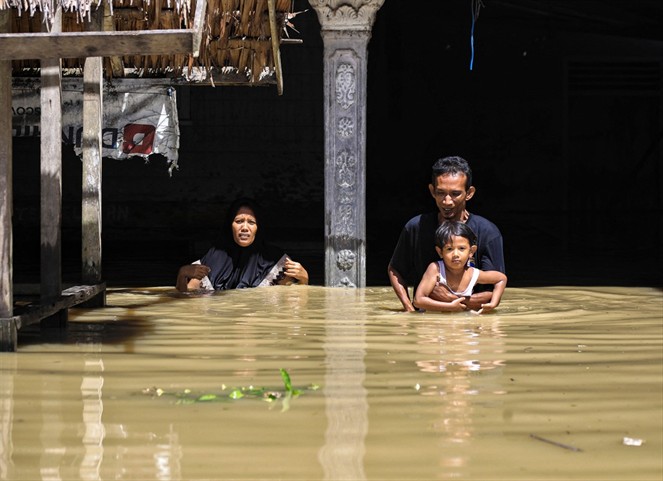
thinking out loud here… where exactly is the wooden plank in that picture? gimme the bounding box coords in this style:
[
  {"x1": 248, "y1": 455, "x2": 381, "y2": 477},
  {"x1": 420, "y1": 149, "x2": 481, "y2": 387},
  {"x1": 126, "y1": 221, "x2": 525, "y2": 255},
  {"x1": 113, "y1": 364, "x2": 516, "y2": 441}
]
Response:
[
  {"x1": 0, "y1": 30, "x2": 197, "y2": 60},
  {"x1": 267, "y1": 0, "x2": 283, "y2": 95},
  {"x1": 40, "y1": 7, "x2": 63, "y2": 303},
  {"x1": 0, "y1": 0, "x2": 208, "y2": 62},
  {"x1": 0, "y1": 9, "x2": 12, "y2": 320},
  {"x1": 81, "y1": 6, "x2": 104, "y2": 290},
  {"x1": 102, "y1": 7, "x2": 125, "y2": 77},
  {"x1": 0, "y1": 319, "x2": 17, "y2": 352},
  {"x1": 191, "y1": 0, "x2": 208, "y2": 58},
  {"x1": 3, "y1": 284, "x2": 107, "y2": 332},
  {"x1": 1, "y1": 282, "x2": 107, "y2": 351}
]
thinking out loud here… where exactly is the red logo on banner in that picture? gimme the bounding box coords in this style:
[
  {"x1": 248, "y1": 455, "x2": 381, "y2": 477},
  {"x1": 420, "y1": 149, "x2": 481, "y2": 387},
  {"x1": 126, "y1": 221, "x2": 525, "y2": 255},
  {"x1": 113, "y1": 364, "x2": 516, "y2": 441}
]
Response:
[{"x1": 122, "y1": 124, "x2": 156, "y2": 155}]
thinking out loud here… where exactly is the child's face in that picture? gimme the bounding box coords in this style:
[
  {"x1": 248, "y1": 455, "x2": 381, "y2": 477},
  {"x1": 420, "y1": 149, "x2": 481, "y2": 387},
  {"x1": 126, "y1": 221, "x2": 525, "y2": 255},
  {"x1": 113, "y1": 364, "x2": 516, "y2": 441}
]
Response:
[{"x1": 436, "y1": 235, "x2": 477, "y2": 269}]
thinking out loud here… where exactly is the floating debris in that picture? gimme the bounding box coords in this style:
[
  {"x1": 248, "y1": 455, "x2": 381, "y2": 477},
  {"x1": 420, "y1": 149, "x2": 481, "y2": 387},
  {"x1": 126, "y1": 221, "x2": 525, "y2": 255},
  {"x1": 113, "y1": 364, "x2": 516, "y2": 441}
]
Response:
[
  {"x1": 530, "y1": 433, "x2": 583, "y2": 452},
  {"x1": 142, "y1": 368, "x2": 320, "y2": 412},
  {"x1": 623, "y1": 436, "x2": 644, "y2": 446}
]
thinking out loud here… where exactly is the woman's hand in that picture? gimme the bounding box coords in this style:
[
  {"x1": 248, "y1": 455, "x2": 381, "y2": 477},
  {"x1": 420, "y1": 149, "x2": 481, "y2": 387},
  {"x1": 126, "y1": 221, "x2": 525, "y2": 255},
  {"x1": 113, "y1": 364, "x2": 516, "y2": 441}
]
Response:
[
  {"x1": 282, "y1": 258, "x2": 309, "y2": 285},
  {"x1": 176, "y1": 264, "x2": 211, "y2": 292}
]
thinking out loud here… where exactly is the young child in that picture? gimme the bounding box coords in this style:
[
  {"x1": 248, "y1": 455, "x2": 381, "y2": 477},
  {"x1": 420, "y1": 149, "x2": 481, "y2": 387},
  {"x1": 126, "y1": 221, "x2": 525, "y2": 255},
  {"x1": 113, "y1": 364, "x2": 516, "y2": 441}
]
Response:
[{"x1": 414, "y1": 221, "x2": 507, "y2": 313}]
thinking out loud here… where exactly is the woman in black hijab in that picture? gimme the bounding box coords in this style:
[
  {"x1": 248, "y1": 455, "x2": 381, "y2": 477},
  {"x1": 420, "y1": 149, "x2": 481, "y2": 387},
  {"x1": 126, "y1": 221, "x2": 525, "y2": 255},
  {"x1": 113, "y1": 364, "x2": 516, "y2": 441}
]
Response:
[{"x1": 176, "y1": 197, "x2": 309, "y2": 291}]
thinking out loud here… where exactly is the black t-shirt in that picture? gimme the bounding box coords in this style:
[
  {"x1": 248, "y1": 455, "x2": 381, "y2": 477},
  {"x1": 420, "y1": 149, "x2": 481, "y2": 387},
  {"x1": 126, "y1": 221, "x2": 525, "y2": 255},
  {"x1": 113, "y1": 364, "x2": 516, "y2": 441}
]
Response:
[{"x1": 389, "y1": 211, "x2": 505, "y2": 292}]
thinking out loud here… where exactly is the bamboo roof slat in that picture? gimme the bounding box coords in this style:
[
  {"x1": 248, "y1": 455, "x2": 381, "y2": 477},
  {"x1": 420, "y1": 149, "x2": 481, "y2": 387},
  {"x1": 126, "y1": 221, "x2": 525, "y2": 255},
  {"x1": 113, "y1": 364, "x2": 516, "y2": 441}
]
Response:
[{"x1": 1, "y1": 0, "x2": 298, "y2": 88}]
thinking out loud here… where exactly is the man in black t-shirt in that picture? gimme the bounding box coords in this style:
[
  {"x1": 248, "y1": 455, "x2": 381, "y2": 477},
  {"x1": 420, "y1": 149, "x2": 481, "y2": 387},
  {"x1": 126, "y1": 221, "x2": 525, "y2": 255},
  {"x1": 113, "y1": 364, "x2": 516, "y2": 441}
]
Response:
[{"x1": 388, "y1": 156, "x2": 505, "y2": 312}]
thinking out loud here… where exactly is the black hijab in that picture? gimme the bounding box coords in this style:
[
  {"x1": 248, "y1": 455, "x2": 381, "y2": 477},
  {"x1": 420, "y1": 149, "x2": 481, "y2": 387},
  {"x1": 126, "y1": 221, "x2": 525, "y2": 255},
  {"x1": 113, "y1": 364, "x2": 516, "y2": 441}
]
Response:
[{"x1": 200, "y1": 197, "x2": 285, "y2": 289}]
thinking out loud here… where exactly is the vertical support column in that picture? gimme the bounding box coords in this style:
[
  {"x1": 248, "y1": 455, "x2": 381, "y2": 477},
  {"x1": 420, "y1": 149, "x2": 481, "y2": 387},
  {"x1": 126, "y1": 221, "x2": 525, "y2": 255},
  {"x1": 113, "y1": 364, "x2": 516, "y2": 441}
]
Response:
[
  {"x1": 309, "y1": 0, "x2": 384, "y2": 287},
  {"x1": 81, "y1": 4, "x2": 105, "y2": 306},
  {"x1": 40, "y1": 7, "x2": 64, "y2": 320},
  {"x1": 0, "y1": 9, "x2": 16, "y2": 350}
]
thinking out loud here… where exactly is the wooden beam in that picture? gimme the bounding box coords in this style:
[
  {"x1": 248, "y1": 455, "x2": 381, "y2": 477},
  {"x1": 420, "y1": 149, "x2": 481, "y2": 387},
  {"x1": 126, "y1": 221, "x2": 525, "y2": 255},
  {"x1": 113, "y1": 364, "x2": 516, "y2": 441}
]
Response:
[
  {"x1": 0, "y1": 30, "x2": 197, "y2": 60},
  {"x1": 1, "y1": 283, "x2": 107, "y2": 351},
  {"x1": 14, "y1": 284, "x2": 107, "y2": 330},
  {"x1": 40, "y1": 7, "x2": 63, "y2": 305},
  {"x1": 267, "y1": 0, "x2": 283, "y2": 95},
  {"x1": 81, "y1": 4, "x2": 104, "y2": 295},
  {"x1": 103, "y1": 9, "x2": 125, "y2": 77},
  {"x1": 0, "y1": 0, "x2": 208, "y2": 61},
  {"x1": 0, "y1": 9, "x2": 12, "y2": 321},
  {"x1": 191, "y1": 0, "x2": 207, "y2": 58}
]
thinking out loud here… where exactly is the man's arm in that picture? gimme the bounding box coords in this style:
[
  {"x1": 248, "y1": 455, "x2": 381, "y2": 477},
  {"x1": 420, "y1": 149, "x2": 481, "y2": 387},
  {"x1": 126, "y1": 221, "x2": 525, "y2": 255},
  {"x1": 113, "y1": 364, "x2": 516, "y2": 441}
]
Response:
[
  {"x1": 474, "y1": 270, "x2": 507, "y2": 313},
  {"x1": 476, "y1": 226, "x2": 506, "y2": 273},
  {"x1": 430, "y1": 282, "x2": 491, "y2": 310},
  {"x1": 464, "y1": 290, "x2": 493, "y2": 311},
  {"x1": 388, "y1": 263, "x2": 416, "y2": 312},
  {"x1": 470, "y1": 222, "x2": 505, "y2": 309}
]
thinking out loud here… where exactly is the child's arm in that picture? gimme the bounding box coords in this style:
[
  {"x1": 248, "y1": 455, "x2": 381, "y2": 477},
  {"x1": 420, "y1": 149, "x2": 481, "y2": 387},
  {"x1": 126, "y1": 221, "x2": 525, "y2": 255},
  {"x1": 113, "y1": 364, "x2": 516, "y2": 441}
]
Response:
[
  {"x1": 474, "y1": 270, "x2": 507, "y2": 313},
  {"x1": 414, "y1": 263, "x2": 467, "y2": 312}
]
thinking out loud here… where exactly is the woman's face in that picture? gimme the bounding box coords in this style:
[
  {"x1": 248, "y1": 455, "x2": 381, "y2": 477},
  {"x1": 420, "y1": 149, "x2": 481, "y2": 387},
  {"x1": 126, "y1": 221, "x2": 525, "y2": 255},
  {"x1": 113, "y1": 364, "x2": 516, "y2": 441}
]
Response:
[{"x1": 231, "y1": 206, "x2": 258, "y2": 247}]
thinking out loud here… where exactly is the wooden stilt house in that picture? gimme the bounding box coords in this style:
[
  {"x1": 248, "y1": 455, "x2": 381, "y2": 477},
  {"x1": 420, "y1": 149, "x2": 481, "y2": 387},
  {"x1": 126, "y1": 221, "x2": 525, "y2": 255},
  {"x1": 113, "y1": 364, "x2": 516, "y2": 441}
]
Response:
[{"x1": 0, "y1": 0, "x2": 299, "y2": 351}]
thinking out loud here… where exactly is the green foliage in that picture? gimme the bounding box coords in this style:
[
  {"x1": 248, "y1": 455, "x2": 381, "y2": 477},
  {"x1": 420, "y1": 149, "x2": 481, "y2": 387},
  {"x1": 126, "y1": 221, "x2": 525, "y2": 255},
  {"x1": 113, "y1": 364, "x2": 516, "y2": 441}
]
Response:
[{"x1": 143, "y1": 369, "x2": 320, "y2": 411}]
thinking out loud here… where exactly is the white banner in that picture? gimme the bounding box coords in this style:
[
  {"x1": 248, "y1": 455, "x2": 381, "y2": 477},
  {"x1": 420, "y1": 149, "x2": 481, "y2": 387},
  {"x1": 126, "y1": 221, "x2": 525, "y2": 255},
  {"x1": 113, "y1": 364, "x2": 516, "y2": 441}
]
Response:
[{"x1": 12, "y1": 78, "x2": 180, "y2": 174}]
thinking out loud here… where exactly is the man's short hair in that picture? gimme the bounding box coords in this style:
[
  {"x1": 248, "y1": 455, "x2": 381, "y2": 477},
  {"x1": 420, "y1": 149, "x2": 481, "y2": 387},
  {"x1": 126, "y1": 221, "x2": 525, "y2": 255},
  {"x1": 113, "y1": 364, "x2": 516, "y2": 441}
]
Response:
[{"x1": 431, "y1": 156, "x2": 473, "y2": 189}]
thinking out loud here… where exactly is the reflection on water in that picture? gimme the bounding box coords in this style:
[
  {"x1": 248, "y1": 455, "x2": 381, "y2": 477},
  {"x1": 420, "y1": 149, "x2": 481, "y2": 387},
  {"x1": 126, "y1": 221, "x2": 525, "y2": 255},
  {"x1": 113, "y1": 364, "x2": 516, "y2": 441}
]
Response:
[
  {"x1": 319, "y1": 289, "x2": 367, "y2": 480},
  {"x1": 413, "y1": 317, "x2": 506, "y2": 477},
  {"x1": 1, "y1": 286, "x2": 661, "y2": 480},
  {"x1": 80, "y1": 354, "x2": 104, "y2": 480}
]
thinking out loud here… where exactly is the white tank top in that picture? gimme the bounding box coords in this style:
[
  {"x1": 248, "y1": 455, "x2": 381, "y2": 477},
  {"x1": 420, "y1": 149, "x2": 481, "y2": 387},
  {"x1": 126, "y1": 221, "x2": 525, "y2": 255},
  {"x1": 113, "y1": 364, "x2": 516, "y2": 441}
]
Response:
[{"x1": 437, "y1": 261, "x2": 480, "y2": 297}]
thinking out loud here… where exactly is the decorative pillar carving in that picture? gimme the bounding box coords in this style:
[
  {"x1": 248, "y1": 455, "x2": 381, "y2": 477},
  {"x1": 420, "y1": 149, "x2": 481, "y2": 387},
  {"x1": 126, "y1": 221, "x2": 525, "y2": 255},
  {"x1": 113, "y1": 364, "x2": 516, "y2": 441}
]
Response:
[{"x1": 309, "y1": 0, "x2": 385, "y2": 287}]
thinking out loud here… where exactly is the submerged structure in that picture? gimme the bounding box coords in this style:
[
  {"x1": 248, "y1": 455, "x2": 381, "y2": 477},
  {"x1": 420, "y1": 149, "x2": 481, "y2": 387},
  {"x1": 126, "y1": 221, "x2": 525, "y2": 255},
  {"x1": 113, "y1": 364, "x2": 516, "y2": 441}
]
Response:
[{"x1": 1, "y1": 0, "x2": 387, "y2": 351}]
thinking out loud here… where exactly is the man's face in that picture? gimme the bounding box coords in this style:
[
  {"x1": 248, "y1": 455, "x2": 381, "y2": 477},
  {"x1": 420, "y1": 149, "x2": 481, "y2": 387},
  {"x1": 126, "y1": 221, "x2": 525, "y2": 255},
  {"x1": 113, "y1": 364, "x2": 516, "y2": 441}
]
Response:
[{"x1": 429, "y1": 173, "x2": 475, "y2": 222}]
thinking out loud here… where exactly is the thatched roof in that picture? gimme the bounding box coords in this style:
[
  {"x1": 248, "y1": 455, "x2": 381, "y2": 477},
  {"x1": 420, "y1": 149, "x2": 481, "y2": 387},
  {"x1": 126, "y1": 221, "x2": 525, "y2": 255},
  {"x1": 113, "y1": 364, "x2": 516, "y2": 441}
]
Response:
[{"x1": 0, "y1": 0, "x2": 301, "y2": 89}]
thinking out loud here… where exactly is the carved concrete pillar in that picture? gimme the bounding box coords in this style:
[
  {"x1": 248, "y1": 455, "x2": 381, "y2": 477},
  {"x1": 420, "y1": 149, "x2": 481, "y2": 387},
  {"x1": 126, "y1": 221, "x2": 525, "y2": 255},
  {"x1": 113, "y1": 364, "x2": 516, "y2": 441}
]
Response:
[{"x1": 309, "y1": 0, "x2": 384, "y2": 287}]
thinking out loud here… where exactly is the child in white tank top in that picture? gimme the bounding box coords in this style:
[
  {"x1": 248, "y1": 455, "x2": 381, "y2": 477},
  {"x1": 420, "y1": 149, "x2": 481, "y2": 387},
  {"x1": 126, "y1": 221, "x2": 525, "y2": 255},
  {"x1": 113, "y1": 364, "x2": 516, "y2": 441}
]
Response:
[{"x1": 414, "y1": 221, "x2": 507, "y2": 313}]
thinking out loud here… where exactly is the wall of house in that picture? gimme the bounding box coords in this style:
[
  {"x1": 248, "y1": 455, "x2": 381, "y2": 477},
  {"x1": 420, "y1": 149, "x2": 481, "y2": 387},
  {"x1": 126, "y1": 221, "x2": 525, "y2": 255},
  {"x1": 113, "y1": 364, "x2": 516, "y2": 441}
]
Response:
[{"x1": 10, "y1": 1, "x2": 662, "y2": 288}]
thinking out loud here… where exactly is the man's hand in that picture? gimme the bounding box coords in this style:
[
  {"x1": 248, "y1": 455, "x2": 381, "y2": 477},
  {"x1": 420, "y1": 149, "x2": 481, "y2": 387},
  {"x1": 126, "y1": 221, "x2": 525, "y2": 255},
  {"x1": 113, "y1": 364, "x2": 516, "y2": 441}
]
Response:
[
  {"x1": 465, "y1": 290, "x2": 492, "y2": 311},
  {"x1": 429, "y1": 283, "x2": 461, "y2": 303},
  {"x1": 387, "y1": 263, "x2": 416, "y2": 312},
  {"x1": 430, "y1": 284, "x2": 491, "y2": 311}
]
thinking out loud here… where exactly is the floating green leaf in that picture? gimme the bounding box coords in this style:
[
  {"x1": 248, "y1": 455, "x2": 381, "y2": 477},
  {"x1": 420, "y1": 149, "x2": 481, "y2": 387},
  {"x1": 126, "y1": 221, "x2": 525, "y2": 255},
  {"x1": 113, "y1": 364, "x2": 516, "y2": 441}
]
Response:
[
  {"x1": 228, "y1": 389, "x2": 244, "y2": 399},
  {"x1": 197, "y1": 394, "x2": 218, "y2": 402},
  {"x1": 280, "y1": 368, "x2": 292, "y2": 390},
  {"x1": 142, "y1": 368, "x2": 318, "y2": 410}
]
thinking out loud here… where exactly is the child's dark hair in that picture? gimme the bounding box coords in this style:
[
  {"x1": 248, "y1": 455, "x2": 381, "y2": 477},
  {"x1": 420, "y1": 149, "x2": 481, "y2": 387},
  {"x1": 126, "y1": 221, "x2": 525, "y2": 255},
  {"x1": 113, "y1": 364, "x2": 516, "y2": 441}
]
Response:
[{"x1": 435, "y1": 221, "x2": 477, "y2": 248}]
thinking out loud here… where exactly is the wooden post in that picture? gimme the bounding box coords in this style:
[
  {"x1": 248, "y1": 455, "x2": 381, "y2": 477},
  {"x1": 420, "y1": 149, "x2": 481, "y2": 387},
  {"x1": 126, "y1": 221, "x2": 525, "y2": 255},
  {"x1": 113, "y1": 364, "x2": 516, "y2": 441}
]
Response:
[
  {"x1": 0, "y1": 9, "x2": 16, "y2": 351},
  {"x1": 40, "y1": 7, "x2": 65, "y2": 326},
  {"x1": 81, "y1": 3, "x2": 105, "y2": 306},
  {"x1": 267, "y1": 0, "x2": 284, "y2": 95}
]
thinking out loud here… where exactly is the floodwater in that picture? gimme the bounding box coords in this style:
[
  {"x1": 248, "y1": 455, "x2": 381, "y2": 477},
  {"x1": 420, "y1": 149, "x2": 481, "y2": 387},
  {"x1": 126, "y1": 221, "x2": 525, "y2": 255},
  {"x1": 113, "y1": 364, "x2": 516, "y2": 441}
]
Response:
[{"x1": 1, "y1": 285, "x2": 662, "y2": 481}]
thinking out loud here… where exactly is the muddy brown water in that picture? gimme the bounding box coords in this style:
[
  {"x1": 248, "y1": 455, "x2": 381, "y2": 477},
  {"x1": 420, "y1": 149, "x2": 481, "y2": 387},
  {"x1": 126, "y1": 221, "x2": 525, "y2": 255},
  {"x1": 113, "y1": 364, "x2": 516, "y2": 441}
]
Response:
[{"x1": 2, "y1": 285, "x2": 661, "y2": 480}]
